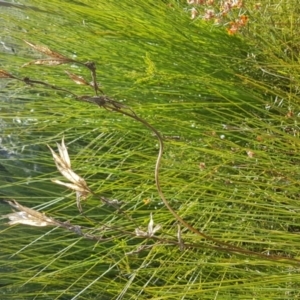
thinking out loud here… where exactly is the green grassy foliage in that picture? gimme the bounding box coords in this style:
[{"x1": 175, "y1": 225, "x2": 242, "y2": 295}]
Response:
[{"x1": 1, "y1": 0, "x2": 300, "y2": 299}]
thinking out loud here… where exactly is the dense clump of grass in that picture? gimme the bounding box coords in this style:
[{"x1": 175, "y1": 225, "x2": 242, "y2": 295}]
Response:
[{"x1": 1, "y1": 0, "x2": 300, "y2": 299}]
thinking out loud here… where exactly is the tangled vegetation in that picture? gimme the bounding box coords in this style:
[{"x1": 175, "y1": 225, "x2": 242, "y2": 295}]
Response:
[{"x1": 1, "y1": 0, "x2": 300, "y2": 299}]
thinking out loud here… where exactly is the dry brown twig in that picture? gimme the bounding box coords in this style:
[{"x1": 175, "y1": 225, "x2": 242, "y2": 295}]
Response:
[
  {"x1": 3, "y1": 199, "x2": 59, "y2": 227},
  {"x1": 47, "y1": 137, "x2": 91, "y2": 213}
]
